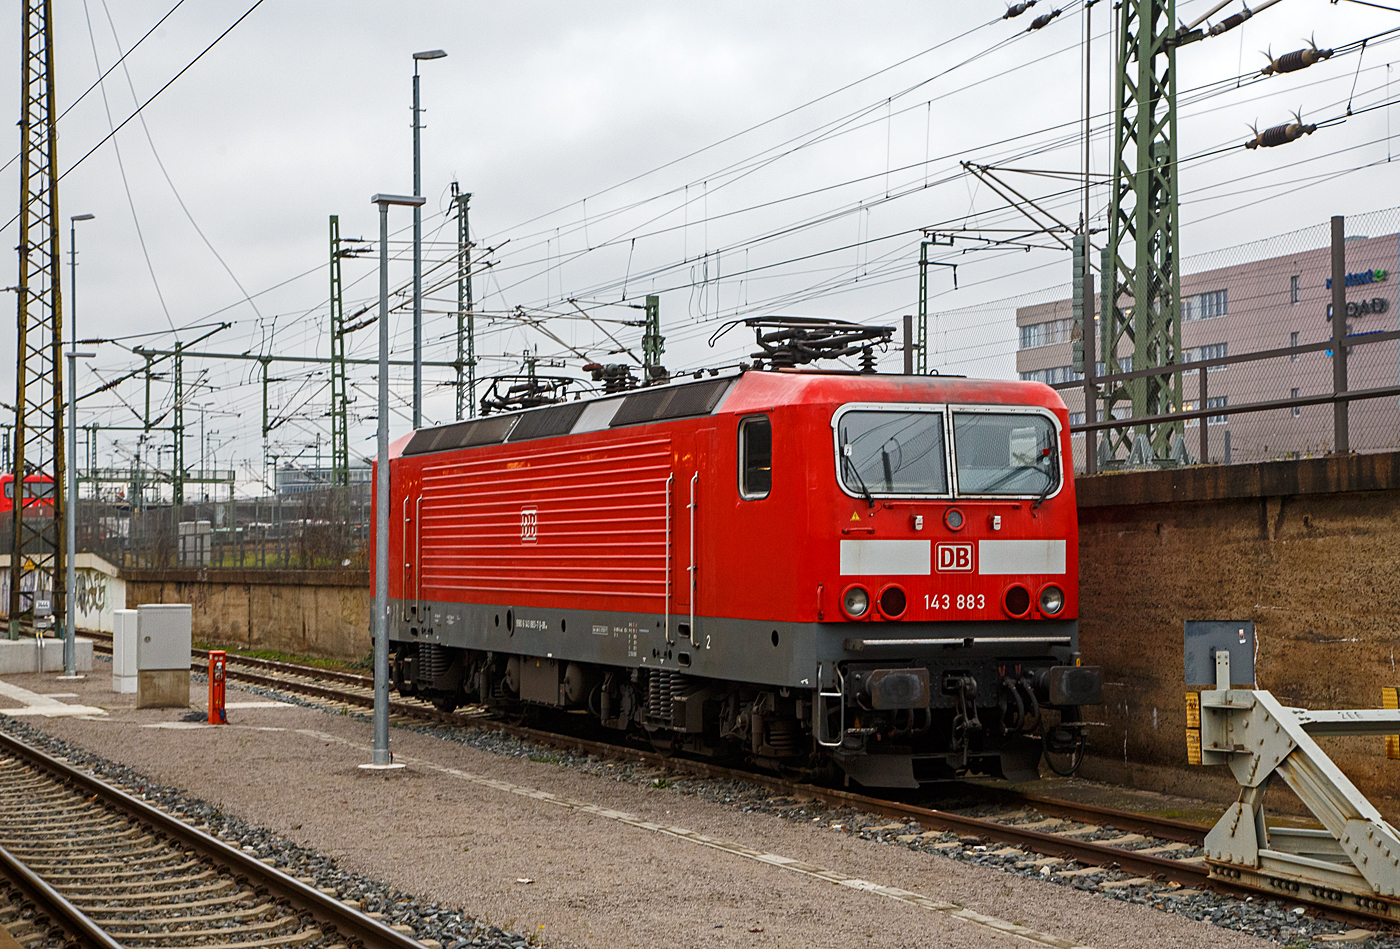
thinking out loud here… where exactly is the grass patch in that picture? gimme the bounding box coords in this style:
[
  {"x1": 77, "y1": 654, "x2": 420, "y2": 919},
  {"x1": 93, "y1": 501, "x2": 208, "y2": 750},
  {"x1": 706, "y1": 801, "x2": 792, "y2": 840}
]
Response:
[{"x1": 194, "y1": 643, "x2": 365, "y2": 673}]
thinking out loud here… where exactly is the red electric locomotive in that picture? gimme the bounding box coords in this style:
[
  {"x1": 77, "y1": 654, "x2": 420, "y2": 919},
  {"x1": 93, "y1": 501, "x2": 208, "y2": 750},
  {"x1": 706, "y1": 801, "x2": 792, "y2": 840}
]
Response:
[{"x1": 379, "y1": 322, "x2": 1100, "y2": 787}]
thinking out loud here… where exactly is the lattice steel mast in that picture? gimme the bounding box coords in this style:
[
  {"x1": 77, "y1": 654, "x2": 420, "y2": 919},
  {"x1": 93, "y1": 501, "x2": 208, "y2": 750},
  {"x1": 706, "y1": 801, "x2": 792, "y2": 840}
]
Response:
[
  {"x1": 452, "y1": 183, "x2": 476, "y2": 420},
  {"x1": 329, "y1": 215, "x2": 349, "y2": 485},
  {"x1": 1101, "y1": 0, "x2": 1184, "y2": 459},
  {"x1": 9, "y1": 0, "x2": 63, "y2": 637}
]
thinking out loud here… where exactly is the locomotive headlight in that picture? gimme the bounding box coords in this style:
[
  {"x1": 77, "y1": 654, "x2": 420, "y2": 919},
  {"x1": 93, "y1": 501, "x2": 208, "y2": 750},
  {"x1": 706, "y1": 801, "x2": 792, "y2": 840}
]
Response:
[
  {"x1": 1039, "y1": 585, "x2": 1065, "y2": 615},
  {"x1": 842, "y1": 585, "x2": 870, "y2": 620}
]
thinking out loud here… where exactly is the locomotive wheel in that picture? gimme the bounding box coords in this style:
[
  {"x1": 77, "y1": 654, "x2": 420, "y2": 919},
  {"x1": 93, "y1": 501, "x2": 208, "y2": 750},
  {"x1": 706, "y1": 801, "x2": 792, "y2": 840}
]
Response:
[{"x1": 432, "y1": 694, "x2": 460, "y2": 714}]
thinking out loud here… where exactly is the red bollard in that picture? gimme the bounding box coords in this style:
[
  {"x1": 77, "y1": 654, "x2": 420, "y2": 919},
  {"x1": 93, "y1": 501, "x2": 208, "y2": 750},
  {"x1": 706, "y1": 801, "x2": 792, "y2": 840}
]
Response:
[{"x1": 208, "y1": 651, "x2": 227, "y2": 724}]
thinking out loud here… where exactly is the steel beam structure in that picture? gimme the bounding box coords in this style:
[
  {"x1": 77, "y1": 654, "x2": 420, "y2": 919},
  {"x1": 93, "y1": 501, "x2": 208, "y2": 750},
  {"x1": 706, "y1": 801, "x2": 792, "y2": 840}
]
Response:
[
  {"x1": 916, "y1": 241, "x2": 930, "y2": 376},
  {"x1": 329, "y1": 216, "x2": 350, "y2": 486},
  {"x1": 9, "y1": 0, "x2": 64, "y2": 638},
  {"x1": 452, "y1": 184, "x2": 475, "y2": 420},
  {"x1": 642, "y1": 295, "x2": 663, "y2": 374},
  {"x1": 1101, "y1": 0, "x2": 1184, "y2": 459}
]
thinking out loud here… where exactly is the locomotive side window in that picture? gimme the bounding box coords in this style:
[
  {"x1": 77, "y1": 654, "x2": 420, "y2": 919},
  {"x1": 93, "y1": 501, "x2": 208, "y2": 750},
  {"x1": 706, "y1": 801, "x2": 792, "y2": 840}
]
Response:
[
  {"x1": 952, "y1": 411, "x2": 1059, "y2": 497},
  {"x1": 836, "y1": 410, "x2": 948, "y2": 497},
  {"x1": 739, "y1": 415, "x2": 772, "y2": 499}
]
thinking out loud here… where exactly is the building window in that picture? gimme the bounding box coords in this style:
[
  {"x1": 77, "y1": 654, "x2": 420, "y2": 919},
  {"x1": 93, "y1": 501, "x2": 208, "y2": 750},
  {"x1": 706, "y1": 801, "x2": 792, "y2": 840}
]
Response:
[
  {"x1": 1019, "y1": 365, "x2": 1083, "y2": 386},
  {"x1": 1182, "y1": 289, "x2": 1228, "y2": 322},
  {"x1": 1207, "y1": 396, "x2": 1229, "y2": 425},
  {"x1": 1289, "y1": 331, "x2": 1299, "y2": 361},
  {"x1": 738, "y1": 415, "x2": 771, "y2": 499},
  {"x1": 1290, "y1": 275, "x2": 1300, "y2": 304},
  {"x1": 1290, "y1": 388, "x2": 1300, "y2": 418},
  {"x1": 1069, "y1": 412, "x2": 1086, "y2": 426},
  {"x1": 1183, "y1": 342, "x2": 1228, "y2": 369},
  {"x1": 1017, "y1": 318, "x2": 1073, "y2": 351}
]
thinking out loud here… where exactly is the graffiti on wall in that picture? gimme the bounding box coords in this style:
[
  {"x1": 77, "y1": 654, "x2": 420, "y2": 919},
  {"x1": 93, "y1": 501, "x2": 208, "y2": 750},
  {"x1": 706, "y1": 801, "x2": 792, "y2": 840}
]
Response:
[{"x1": 0, "y1": 567, "x2": 117, "y2": 623}]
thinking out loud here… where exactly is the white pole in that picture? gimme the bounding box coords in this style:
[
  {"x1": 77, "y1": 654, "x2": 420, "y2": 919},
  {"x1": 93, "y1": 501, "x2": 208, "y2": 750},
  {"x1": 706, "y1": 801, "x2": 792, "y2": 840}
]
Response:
[
  {"x1": 373, "y1": 198, "x2": 392, "y2": 764},
  {"x1": 63, "y1": 350, "x2": 94, "y2": 678},
  {"x1": 364, "y1": 193, "x2": 422, "y2": 772}
]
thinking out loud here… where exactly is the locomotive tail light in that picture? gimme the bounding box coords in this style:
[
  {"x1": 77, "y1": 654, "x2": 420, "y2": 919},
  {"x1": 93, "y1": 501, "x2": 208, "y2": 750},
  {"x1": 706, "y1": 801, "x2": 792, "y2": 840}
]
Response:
[
  {"x1": 1003, "y1": 584, "x2": 1031, "y2": 618},
  {"x1": 1039, "y1": 584, "x2": 1065, "y2": 615},
  {"x1": 944, "y1": 508, "x2": 965, "y2": 531},
  {"x1": 877, "y1": 584, "x2": 907, "y2": 620},
  {"x1": 842, "y1": 584, "x2": 871, "y2": 620}
]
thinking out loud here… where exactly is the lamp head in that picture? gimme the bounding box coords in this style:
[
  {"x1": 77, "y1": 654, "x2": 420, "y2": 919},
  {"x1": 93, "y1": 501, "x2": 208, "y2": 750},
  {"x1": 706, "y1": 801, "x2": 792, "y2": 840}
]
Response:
[
  {"x1": 413, "y1": 49, "x2": 447, "y2": 60},
  {"x1": 71, "y1": 213, "x2": 95, "y2": 222},
  {"x1": 371, "y1": 193, "x2": 427, "y2": 207}
]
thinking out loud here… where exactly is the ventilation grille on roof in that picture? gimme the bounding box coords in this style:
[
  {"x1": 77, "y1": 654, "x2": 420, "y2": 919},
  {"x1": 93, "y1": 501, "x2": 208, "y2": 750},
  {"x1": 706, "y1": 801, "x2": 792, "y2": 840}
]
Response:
[
  {"x1": 508, "y1": 402, "x2": 587, "y2": 442},
  {"x1": 610, "y1": 378, "x2": 730, "y2": 427},
  {"x1": 401, "y1": 414, "x2": 519, "y2": 456}
]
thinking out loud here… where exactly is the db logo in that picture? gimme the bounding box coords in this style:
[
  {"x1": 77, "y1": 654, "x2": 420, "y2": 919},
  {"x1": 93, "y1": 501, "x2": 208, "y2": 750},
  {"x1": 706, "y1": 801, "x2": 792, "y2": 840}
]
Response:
[
  {"x1": 520, "y1": 507, "x2": 538, "y2": 544},
  {"x1": 936, "y1": 543, "x2": 973, "y2": 572}
]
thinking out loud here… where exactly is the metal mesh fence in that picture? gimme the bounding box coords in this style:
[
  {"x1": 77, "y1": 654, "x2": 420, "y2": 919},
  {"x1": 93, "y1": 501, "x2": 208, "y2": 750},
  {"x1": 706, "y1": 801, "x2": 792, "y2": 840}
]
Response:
[
  {"x1": 62, "y1": 483, "x2": 370, "y2": 571},
  {"x1": 946, "y1": 208, "x2": 1400, "y2": 473}
]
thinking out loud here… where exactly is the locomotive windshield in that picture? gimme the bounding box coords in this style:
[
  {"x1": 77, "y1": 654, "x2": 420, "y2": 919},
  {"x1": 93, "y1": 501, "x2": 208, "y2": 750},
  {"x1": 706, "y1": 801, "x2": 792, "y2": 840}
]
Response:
[
  {"x1": 837, "y1": 410, "x2": 949, "y2": 496},
  {"x1": 952, "y1": 411, "x2": 1059, "y2": 496}
]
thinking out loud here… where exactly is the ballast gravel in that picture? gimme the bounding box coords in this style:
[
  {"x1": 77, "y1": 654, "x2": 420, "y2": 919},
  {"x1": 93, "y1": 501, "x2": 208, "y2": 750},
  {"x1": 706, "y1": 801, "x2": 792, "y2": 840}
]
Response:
[{"x1": 7, "y1": 661, "x2": 1386, "y2": 949}]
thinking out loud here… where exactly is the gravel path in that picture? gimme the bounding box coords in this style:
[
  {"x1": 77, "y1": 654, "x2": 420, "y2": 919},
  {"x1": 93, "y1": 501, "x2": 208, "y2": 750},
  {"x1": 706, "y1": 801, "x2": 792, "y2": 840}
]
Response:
[{"x1": 5, "y1": 665, "x2": 1381, "y2": 949}]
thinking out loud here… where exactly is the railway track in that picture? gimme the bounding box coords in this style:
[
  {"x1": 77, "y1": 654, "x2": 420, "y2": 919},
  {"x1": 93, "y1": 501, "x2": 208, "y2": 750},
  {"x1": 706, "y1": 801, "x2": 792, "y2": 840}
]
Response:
[
  {"x1": 80, "y1": 631, "x2": 1389, "y2": 930},
  {"x1": 0, "y1": 725, "x2": 434, "y2": 949}
]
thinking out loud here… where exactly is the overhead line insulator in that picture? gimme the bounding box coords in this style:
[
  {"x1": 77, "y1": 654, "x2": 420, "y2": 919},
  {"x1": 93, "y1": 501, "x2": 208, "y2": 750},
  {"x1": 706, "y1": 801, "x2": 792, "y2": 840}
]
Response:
[
  {"x1": 1245, "y1": 113, "x2": 1318, "y2": 150},
  {"x1": 1262, "y1": 42, "x2": 1334, "y2": 77},
  {"x1": 1003, "y1": 1, "x2": 1037, "y2": 19},
  {"x1": 1027, "y1": 8, "x2": 1063, "y2": 31},
  {"x1": 1208, "y1": 9, "x2": 1251, "y2": 37}
]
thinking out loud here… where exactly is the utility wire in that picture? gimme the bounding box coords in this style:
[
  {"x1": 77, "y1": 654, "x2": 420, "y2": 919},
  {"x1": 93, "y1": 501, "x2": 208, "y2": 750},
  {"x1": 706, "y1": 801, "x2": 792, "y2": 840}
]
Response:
[
  {"x1": 98, "y1": 0, "x2": 264, "y2": 321},
  {"x1": 81, "y1": 0, "x2": 175, "y2": 332}
]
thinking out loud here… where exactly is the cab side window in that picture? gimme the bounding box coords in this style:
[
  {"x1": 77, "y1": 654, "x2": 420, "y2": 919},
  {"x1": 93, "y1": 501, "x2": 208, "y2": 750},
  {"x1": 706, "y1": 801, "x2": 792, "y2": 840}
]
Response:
[{"x1": 739, "y1": 415, "x2": 772, "y2": 500}]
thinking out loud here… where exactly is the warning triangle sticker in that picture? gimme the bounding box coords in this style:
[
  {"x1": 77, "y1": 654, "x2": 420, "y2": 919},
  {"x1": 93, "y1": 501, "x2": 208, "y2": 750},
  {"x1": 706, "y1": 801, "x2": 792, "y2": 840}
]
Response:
[{"x1": 850, "y1": 511, "x2": 861, "y2": 522}]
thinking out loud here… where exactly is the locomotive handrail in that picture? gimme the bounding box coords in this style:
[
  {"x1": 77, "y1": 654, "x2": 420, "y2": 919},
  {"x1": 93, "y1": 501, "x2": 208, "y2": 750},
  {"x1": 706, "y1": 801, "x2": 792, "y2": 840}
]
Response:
[
  {"x1": 689, "y1": 473, "x2": 699, "y2": 648},
  {"x1": 665, "y1": 472, "x2": 673, "y2": 645},
  {"x1": 401, "y1": 495, "x2": 411, "y2": 622},
  {"x1": 415, "y1": 494, "x2": 424, "y2": 613},
  {"x1": 815, "y1": 662, "x2": 845, "y2": 748},
  {"x1": 844, "y1": 636, "x2": 1073, "y2": 651}
]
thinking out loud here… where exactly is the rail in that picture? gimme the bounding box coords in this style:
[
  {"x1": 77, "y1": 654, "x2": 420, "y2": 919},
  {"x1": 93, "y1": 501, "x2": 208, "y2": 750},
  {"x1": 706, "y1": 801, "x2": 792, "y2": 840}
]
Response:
[{"x1": 0, "y1": 727, "x2": 427, "y2": 949}]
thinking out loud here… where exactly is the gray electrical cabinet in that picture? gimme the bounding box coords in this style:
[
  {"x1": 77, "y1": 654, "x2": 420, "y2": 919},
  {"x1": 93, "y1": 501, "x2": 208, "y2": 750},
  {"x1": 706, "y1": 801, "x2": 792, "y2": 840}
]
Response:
[{"x1": 136, "y1": 604, "x2": 192, "y2": 708}]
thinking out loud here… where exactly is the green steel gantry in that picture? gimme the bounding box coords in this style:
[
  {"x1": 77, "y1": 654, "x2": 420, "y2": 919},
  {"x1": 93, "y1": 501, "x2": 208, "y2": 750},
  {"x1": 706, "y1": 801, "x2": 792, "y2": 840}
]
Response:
[
  {"x1": 1101, "y1": 0, "x2": 1185, "y2": 458},
  {"x1": 10, "y1": 0, "x2": 63, "y2": 637}
]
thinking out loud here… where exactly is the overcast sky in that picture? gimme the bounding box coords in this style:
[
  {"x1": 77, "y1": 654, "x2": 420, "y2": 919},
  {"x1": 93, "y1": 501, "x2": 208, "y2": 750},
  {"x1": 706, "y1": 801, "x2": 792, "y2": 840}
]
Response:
[{"x1": 0, "y1": 0, "x2": 1395, "y2": 488}]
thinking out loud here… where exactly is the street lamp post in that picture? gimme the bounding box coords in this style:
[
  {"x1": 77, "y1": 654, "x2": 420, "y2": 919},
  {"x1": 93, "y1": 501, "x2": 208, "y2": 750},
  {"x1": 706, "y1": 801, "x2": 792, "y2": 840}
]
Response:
[
  {"x1": 411, "y1": 49, "x2": 447, "y2": 431},
  {"x1": 63, "y1": 213, "x2": 95, "y2": 679},
  {"x1": 364, "y1": 192, "x2": 425, "y2": 771}
]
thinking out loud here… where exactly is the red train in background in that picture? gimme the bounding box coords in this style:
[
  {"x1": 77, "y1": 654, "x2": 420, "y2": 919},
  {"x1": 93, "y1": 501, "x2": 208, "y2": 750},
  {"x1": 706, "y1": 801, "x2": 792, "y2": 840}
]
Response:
[
  {"x1": 377, "y1": 320, "x2": 1101, "y2": 787},
  {"x1": 0, "y1": 473, "x2": 55, "y2": 515}
]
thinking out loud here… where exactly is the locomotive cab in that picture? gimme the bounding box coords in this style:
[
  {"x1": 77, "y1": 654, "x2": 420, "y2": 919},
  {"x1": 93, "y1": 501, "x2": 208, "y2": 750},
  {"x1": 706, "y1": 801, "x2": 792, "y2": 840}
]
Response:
[
  {"x1": 377, "y1": 321, "x2": 1100, "y2": 789},
  {"x1": 811, "y1": 399, "x2": 1097, "y2": 785}
]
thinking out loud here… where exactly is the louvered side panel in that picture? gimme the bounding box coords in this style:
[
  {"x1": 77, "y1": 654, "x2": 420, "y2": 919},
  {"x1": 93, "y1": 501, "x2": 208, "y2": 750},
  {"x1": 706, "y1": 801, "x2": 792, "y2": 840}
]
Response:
[{"x1": 420, "y1": 437, "x2": 672, "y2": 601}]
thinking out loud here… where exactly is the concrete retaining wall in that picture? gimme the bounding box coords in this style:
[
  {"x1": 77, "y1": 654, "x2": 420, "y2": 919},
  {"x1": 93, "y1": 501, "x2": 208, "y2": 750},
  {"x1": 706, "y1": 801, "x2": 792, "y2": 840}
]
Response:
[
  {"x1": 1077, "y1": 451, "x2": 1400, "y2": 815},
  {"x1": 123, "y1": 568, "x2": 369, "y2": 662}
]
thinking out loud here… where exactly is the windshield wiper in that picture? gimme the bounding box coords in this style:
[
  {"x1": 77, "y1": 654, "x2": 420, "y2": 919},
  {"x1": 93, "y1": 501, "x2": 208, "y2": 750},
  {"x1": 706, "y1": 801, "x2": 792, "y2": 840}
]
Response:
[
  {"x1": 842, "y1": 453, "x2": 875, "y2": 508},
  {"x1": 1032, "y1": 451, "x2": 1060, "y2": 510},
  {"x1": 978, "y1": 462, "x2": 1049, "y2": 494}
]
